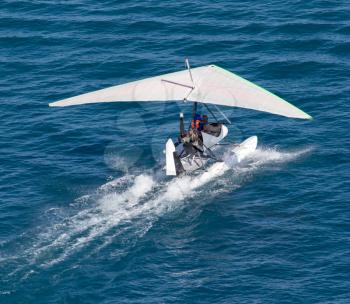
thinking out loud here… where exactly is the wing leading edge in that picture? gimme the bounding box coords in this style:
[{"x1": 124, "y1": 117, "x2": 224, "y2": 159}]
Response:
[{"x1": 49, "y1": 64, "x2": 311, "y2": 120}]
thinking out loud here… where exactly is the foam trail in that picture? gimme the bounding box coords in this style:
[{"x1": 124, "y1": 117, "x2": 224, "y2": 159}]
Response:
[
  {"x1": 98, "y1": 175, "x2": 135, "y2": 192},
  {"x1": 30, "y1": 175, "x2": 155, "y2": 266},
  {"x1": 253, "y1": 146, "x2": 312, "y2": 162},
  {"x1": 70, "y1": 162, "x2": 231, "y2": 256},
  {"x1": 7, "y1": 144, "x2": 313, "y2": 271},
  {"x1": 243, "y1": 146, "x2": 313, "y2": 169},
  {"x1": 40, "y1": 147, "x2": 305, "y2": 264}
]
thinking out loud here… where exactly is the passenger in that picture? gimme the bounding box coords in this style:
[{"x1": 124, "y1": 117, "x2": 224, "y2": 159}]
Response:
[
  {"x1": 200, "y1": 114, "x2": 209, "y2": 131},
  {"x1": 202, "y1": 115, "x2": 221, "y2": 135}
]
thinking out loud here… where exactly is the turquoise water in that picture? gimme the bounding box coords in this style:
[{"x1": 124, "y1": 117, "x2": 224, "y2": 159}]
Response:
[{"x1": 1, "y1": 1, "x2": 350, "y2": 303}]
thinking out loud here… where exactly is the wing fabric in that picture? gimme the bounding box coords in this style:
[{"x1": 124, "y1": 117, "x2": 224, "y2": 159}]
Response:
[
  {"x1": 187, "y1": 65, "x2": 311, "y2": 119},
  {"x1": 49, "y1": 64, "x2": 311, "y2": 120},
  {"x1": 49, "y1": 69, "x2": 194, "y2": 107}
]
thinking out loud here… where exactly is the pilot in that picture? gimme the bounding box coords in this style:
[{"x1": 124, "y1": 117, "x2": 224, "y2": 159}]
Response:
[{"x1": 191, "y1": 113, "x2": 202, "y2": 131}]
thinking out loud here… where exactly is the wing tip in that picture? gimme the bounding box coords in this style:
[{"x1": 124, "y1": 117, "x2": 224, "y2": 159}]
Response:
[
  {"x1": 299, "y1": 110, "x2": 313, "y2": 120},
  {"x1": 48, "y1": 101, "x2": 63, "y2": 107},
  {"x1": 306, "y1": 114, "x2": 313, "y2": 120}
]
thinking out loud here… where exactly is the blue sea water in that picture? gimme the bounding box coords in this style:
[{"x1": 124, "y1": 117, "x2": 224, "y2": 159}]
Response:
[{"x1": 1, "y1": 0, "x2": 350, "y2": 303}]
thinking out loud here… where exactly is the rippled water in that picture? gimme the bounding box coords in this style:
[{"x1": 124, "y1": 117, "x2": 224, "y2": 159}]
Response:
[{"x1": 1, "y1": 1, "x2": 350, "y2": 303}]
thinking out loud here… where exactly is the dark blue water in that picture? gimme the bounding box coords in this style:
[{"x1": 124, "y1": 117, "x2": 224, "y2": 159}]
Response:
[{"x1": 1, "y1": 1, "x2": 350, "y2": 303}]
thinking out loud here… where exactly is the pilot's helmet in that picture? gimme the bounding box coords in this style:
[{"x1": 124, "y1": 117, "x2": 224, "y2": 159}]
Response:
[{"x1": 194, "y1": 113, "x2": 201, "y2": 120}]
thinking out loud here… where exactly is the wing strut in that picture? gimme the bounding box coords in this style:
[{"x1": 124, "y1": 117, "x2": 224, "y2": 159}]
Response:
[{"x1": 185, "y1": 58, "x2": 194, "y2": 85}]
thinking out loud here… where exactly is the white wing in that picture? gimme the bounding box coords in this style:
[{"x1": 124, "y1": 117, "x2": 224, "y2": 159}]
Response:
[
  {"x1": 49, "y1": 64, "x2": 311, "y2": 119},
  {"x1": 49, "y1": 69, "x2": 194, "y2": 107},
  {"x1": 187, "y1": 65, "x2": 311, "y2": 119}
]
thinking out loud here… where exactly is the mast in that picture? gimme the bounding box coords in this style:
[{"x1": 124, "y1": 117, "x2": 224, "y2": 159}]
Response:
[
  {"x1": 192, "y1": 102, "x2": 197, "y2": 120},
  {"x1": 185, "y1": 58, "x2": 197, "y2": 124}
]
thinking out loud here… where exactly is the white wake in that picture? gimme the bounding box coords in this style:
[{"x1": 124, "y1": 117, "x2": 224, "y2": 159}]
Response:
[{"x1": 2, "y1": 144, "x2": 313, "y2": 274}]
